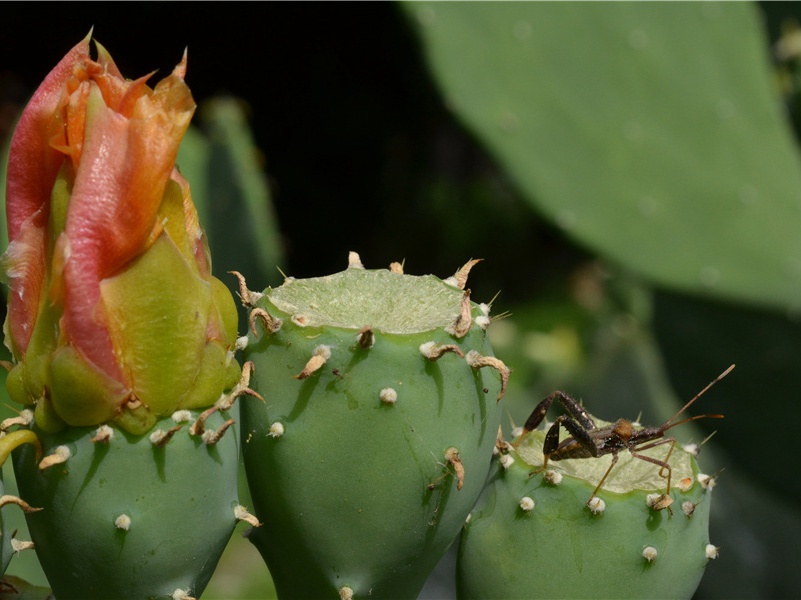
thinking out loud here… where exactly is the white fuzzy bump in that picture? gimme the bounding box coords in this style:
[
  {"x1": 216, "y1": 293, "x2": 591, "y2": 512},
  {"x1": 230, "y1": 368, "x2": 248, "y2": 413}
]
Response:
[
  {"x1": 475, "y1": 315, "x2": 491, "y2": 330},
  {"x1": 19, "y1": 409, "x2": 34, "y2": 425},
  {"x1": 697, "y1": 473, "x2": 716, "y2": 490},
  {"x1": 442, "y1": 276, "x2": 458, "y2": 288},
  {"x1": 543, "y1": 470, "x2": 563, "y2": 485},
  {"x1": 646, "y1": 493, "x2": 661, "y2": 508},
  {"x1": 149, "y1": 429, "x2": 168, "y2": 445},
  {"x1": 499, "y1": 454, "x2": 515, "y2": 470},
  {"x1": 10, "y1": 538, "x2": 34, "y2": 553},
  {"x1": 705, "y1": 544, "x2": 720, "y2": 560},
  {"x1": 642, "y1": 546, "x2": 658, "y2": 562},
  {"x1": 682, "y1": 500, "x2": 696, "y2": 517},
  {"x1": 339, "y1": 586, "x2": 355, "y2": 600},
  {"x1": 587, "y1": 497, "x2": 606, "y2": 514},
  {"x1": 419, "y1": 341, "x2": 436, "y2": 358},
  {"x1": 93, "y1": 424, "x2": 114, "y2": 441},
  {"x1": 682, "y1": 442, "x2": 700, "y2": 456},
  {"x1": 269, "y1": 422, "x2": 285, "y2": 438},
  {"x1": 519, "y1": 496, "x2": 535, "y2": 511},
  {"x1": 172, "y1": 589, "x2": 196, "y2": 600},
  {"x1": 235, "y1": 336, "x2": 249, "y2": 351},
  {"x1": 478, "y1": 302, "x2": 491, "y2": 316},
  {"x1": 465, "y1": 512, "x2": 472, "y2": 524},
  {"x1": 313, "y1": 345, "x2": 332, "y2": 360},
  {"x1": 114, "y1": 514, "x2": 132, "y2": 531},
  {"x1": 172, "y1": 410, "x2": 193, "y2": 423},
  {"x1": 347, "y1": 251, "x2": 364, "y2": 269},
  {"x1": 379, "y1": 387, "x2": 398, "y2": 405}
]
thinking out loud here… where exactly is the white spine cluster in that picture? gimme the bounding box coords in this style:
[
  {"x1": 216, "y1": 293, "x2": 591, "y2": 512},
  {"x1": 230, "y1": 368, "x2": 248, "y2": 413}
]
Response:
[
  {"x1": 642, "y1": 546, "x2": 658, "y2": 562},
  {"x1": 379, "y1": 387, "x2": 398, "y2": 405},
  {"x1": 519, "y1": 496, "x2": 535, "y2": 511},
  {"x1": 587, "y1": 497, "x2": 605, "y2": 515}
]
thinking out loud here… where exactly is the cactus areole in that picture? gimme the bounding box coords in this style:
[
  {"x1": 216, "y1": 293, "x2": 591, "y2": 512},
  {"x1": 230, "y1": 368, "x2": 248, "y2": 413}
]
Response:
[{"x1": 241, "y1": 254, "x2": 508, "y2": 599}]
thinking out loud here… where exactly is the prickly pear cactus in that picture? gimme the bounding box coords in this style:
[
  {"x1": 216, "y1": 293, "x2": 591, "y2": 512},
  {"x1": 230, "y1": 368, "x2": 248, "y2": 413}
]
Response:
[
  {"x1": 457, "y1": 425, "x2": 719, "y2": 599},
  {"x1": 11, "y1": 407, "x2": 254, "y2": 599},
  {"x1": 239, "y1": 253, "x2": 509, "y2": 599}
]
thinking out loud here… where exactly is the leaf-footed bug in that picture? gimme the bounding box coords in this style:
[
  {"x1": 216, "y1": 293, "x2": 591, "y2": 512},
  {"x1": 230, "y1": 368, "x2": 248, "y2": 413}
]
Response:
[{"x1": 513, "y1": 365, "x2": 734, "y2": 512}]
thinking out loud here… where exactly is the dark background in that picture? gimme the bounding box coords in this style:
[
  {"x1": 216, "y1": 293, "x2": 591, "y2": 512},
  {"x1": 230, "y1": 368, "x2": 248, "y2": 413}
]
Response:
[{"x1": 0, "y1": 3, "x2": 586, "y2": 305}]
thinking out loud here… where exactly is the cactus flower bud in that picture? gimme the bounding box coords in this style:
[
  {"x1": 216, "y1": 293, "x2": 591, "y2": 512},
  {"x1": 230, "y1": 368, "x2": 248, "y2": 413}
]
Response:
[{"x1": 2, "y1": 35, "x2": 240, "y2": 434}]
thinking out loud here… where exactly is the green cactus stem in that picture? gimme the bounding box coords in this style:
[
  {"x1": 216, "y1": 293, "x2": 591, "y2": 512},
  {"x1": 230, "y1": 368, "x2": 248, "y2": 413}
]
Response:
[
  {"x1": 456, "y1": 424, "x2": 719, "y2": 599},
  {"x1": 240, "y1": 253, "x2": 509, "y2": 599}
]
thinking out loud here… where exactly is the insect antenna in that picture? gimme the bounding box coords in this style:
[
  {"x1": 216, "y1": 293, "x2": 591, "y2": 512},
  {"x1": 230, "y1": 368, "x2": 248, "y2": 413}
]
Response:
[{"x1": 662, "y1": 364, "x2": 734, "y2": 432}]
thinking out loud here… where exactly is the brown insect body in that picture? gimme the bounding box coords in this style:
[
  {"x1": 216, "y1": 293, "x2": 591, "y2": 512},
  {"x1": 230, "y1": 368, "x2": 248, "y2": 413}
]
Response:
[{"x1": 514, "y1": 365, "x2": 734, "y2": 511}]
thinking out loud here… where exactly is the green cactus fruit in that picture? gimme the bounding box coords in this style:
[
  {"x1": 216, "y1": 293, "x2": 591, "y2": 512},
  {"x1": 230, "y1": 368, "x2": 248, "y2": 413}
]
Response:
[
  {"x1": 239, "y1": 253, "x2": 510, "y2": 599},
  {"x1": 11, "y1": 404, "x2": 258, "y2": 599},
  {"x1": 457, "y1": 416, "x2": 720, "y2": 599}
]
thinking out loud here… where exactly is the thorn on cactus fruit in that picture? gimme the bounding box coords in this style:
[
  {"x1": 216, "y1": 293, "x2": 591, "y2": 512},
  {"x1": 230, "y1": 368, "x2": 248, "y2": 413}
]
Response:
[
  {"x1": 0, "y1": 409, "x2": 33, "y2": 431},
  {"x1": 642, "y1": 546, "x2": 658, "y2": 562},
  {"x1": 295, "y1": 345, "x2": 332, "y2": 380},
  {"x1": 10, "y1": 538, "x2": 35, "y2": 553},
  {"x1": 445, "y1": 447, "x2": 465, "y2": 491},
  {"x1": 379, "y1": 387, "x2": 398, "y2": 405},
  {"x1": 230, "y1": 270, "x2": 263, "y2": 308},
  {"x1": 339, "y1": 586, "x2": 355, "y2": 600},
  {"x1": 39, "y1": 445, "x2": 71, "y2": 470},
  {"x1": 234, "y1": 505, "x2": 262, "y2": 527},
  {"x1": 0, "y1": 495, "x2": 42, "y2": 513},
  {"x1": 446, "y1": 290, "x2": 473, "y2": 338},
  {"x1": 201, "y1": 419, "x2": 235, "y2": 445},
  {"x1": 464, "y1": 351, "x2": 510, "y2": 402},
  {"x1": 347, "y1": 252, "x2": 364, "y2": 269},
  {"x1": 356, "y1": 326, "x2": 375, "y2": 349},
  {"x1": 419, "y1": 341, "x2": 465, "y2": 360},
  {"x1": 190, "y1": 406, "x2": 218, "y2": 437},
  {"x1": 217, "y1": 361, "x2": 263, "y2": 412},
  {"x1": 389, "y1": 261, "x2": 404, "y2": 273},
  {"x1": 249, "y1": 307, "x2": 283, "y2": 337},
  {"x1": 705, "y1": 544, "x2": 720, "y2": 560},
  {"x1": 149, "y1": 425, "x2": 183, "y2": 447},
  {"x1": 445, "y1": 258, "x2": 482, "y2": 290},
  {"x1": 90, "y1": 425, "x2": 114, "y2": 443},
  {"x1": 114, "y1": 514, "x2": 132, "y2": 531}
]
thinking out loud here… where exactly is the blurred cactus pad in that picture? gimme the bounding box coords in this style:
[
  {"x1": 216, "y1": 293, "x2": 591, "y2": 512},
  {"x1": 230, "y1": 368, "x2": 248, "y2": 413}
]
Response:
[{"x1": 240, "y1": 255, "x2": 509, "y2": 598}]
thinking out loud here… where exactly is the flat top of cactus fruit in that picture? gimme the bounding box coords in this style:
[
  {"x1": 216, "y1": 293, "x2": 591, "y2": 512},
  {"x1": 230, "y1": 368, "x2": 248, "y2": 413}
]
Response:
[
  {"x1": 267, "y1": 267, "x2": 468, "y2": 334},
  {"x1": 514, "y1": 418, "x2": 696, "y2": 493}
]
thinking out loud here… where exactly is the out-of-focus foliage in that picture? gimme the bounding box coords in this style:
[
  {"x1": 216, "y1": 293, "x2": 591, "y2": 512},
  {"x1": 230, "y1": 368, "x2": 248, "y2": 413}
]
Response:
[{"x1": 405, "y1": 2, "x2": 801, "y2": 313}]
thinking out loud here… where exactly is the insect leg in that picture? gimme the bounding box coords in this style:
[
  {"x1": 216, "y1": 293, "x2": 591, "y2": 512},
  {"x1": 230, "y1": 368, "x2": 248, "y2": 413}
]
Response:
[
  {"x1": 587, "y1": 452, "x2": 619, "y2": 506},
  {"x1": 515, "y1": 391, "x2": 595, "y2": 446},
  {"x1": 630, "y1": 437, "x2": 676, "y2": 494}
]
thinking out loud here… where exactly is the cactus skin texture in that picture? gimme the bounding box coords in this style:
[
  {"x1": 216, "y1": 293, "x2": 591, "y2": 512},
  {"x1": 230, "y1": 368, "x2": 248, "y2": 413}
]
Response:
[
  {"x1": 456, "y1": 426, "x2": 717, "y2": 599},
  {"x1": 240, "y1": 255, "x2": 507, "y2": 599},
  {"x1": 12, "y1": 408, "x2": 241, "y2": 599}
]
